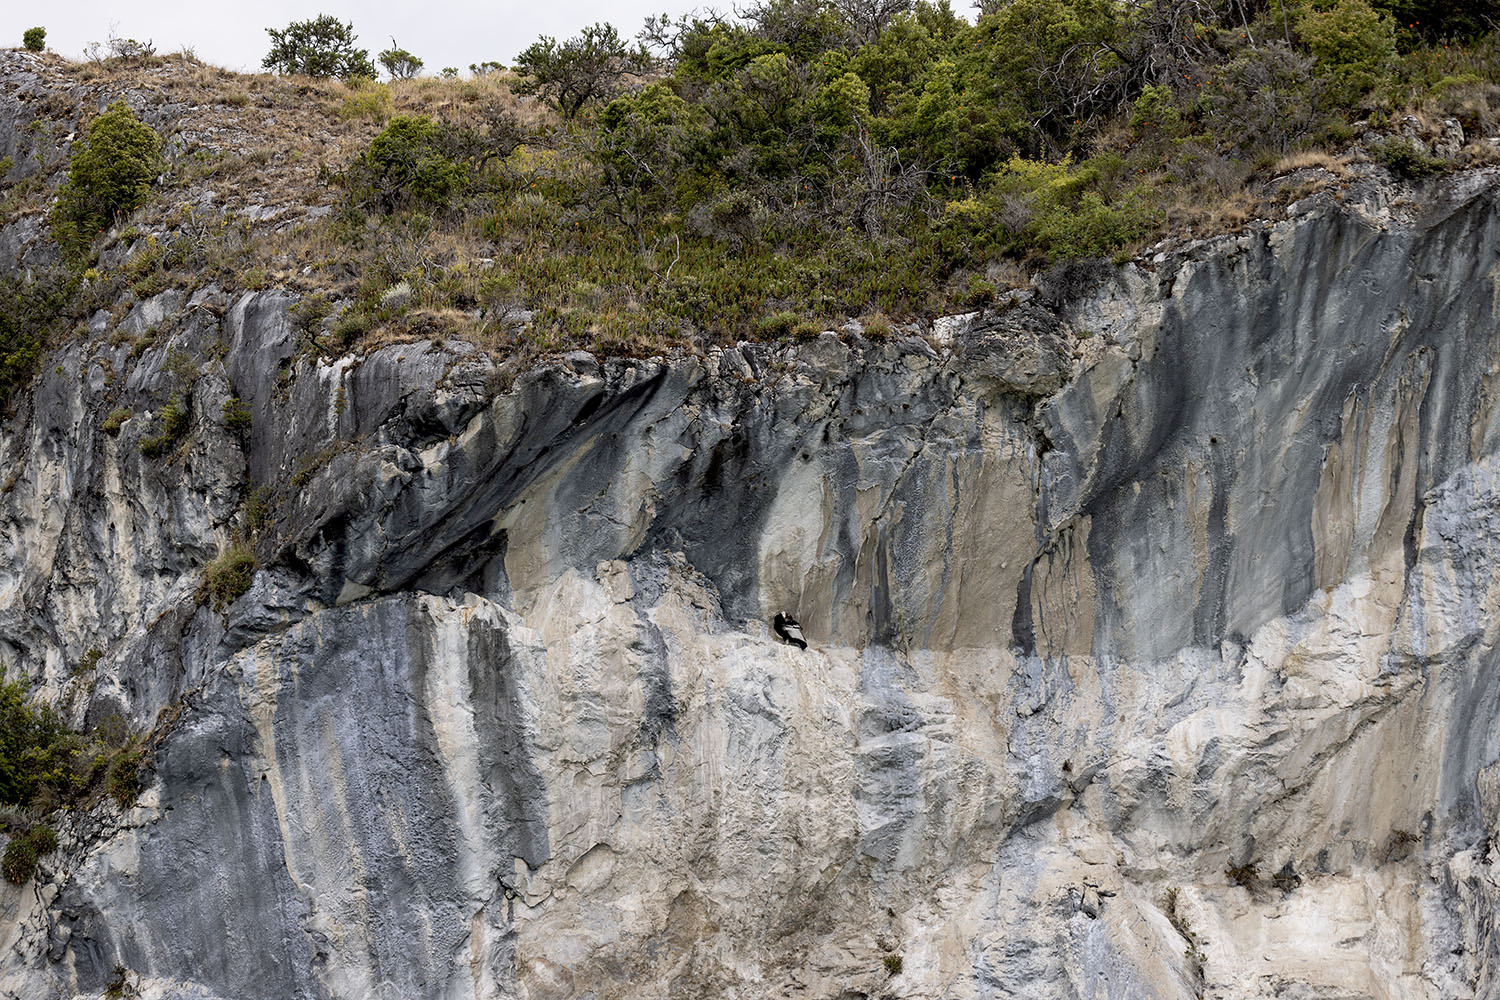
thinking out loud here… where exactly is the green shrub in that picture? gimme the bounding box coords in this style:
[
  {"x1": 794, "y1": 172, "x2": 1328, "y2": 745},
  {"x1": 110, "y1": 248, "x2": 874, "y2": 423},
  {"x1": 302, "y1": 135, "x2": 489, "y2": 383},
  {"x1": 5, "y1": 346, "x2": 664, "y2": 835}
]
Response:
[
  {"x1": 105, "y1": 745, "x2": 144, "y2": 807},
  {"x1": 2, "y1": 833, "x2": 39, "y2": 884},
  {"x1": 1030, "y1": 190, "x2": 1155, "y2": 262},
  {"x1": 883, "y1": 954, "x2": 903, "y2": 975},
  {"x1": 139, "y1": 398, "x2": 190, "y2": 457},
  {"x1": 1129, "y1": 84, "x2": 1181, "y2": 136},
  {"x1": 1295, "y1": 0, "x2": 1397, "y2": 105},
  {"x1": 51, "y1": 101, "x2": 163, "y2": 261},
  {"x1": 0, "y1": 271, "x2": 75, "y2": 402},
  {"x1": 221, "y1": 396, "x2": 252, "y2": 435},
  {"x1": 1369, "y1": 134, "x2": 1444, "y2": 175},
  {"x1": 23, "y1": 27, "x2": 45, "y2": 52},
  {"x1": 244, "y1": 486, "x2": 272, "y2": 533},
  {"x1": 961, "y1": 276, "x2": 998, "y2": 308},
  {"x1": 0, "y1": 680, "x2": 149, "y2": 816},
  {"x1": 101, "y1": 408, "x2": 132, "y2": 435},
  {"x1": 338, "y1": 86, "x2": 392, "y2": 122},
  {"x1": 755, "y1": 310, "x2": 801, "y2": 338},
  {"x1": 361, "y1": 116, "x2": 468, "y2": 209},
  {"x1": 513, "y1": 23, "x2": 651, "y2": 119},
  {"x1": 0, "y1": 680, "x2": 75, "y2": 808},
  {"x1": 26, "y1": 824, "x2": 57, "y2": 856},
  {"x1": 290, "y1": 292, "x2": 333, "y2": 332},
  {"x1": 201, "y1": 544, "x2": 256, "y2": 608},
  {"x1": 1204, "y1": 43, "x2": 1322, "y2": 156}
]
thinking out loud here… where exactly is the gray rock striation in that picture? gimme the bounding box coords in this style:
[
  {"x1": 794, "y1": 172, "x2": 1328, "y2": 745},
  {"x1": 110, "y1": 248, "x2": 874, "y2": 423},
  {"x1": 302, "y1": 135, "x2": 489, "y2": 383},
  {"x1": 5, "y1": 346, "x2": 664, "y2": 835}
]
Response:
[{"x1": 4, "y1": 165, "x2": 1500, "y2": 998}]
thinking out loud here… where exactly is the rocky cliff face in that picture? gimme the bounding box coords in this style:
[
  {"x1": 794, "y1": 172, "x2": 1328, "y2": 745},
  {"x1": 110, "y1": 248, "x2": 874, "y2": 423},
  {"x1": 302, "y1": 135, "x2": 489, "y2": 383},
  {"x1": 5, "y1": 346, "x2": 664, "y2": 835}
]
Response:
[{"x1": 3, "y1": 149, "x2": 1500, "y2": 998}]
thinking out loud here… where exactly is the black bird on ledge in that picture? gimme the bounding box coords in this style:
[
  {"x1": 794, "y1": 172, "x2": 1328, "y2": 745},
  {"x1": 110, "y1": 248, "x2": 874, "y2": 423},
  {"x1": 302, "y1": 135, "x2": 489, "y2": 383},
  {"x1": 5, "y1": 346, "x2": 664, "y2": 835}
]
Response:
[{"x1": 773, "y1": 612, "x2": 807, "y2": 650}]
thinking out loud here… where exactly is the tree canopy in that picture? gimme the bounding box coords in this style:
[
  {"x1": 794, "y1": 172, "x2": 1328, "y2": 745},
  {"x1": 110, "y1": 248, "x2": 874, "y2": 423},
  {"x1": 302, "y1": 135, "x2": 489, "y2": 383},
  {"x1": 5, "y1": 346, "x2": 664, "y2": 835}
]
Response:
[{"x1": 262, "y1": 15, "x2": 376, "y2": 79}]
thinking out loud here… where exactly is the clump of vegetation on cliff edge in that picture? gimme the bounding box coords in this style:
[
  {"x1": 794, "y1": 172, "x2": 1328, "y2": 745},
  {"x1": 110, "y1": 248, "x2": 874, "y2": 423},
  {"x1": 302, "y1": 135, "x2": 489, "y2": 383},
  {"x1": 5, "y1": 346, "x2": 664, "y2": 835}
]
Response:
[
  {"x1": 0, "y1": 677, "x2": 150, "y2": 863},
  {"x1": 308, "y1": 0, "x2": 1500, "y2": 354}
]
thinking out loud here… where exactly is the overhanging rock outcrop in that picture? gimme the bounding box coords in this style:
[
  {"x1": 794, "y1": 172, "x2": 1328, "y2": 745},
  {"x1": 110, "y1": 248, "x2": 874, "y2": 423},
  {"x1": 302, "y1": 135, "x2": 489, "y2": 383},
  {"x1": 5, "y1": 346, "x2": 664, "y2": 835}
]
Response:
[{"x1": 3, "y1": 171, "x2": 1500, "y2": 999}]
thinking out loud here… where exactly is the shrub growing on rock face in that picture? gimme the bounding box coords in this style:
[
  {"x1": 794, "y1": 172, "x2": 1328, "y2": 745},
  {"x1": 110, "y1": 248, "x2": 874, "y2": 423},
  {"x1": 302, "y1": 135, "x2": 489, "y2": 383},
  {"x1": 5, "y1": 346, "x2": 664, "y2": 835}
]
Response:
[
  {"x1": 2, "y1": 832, "x2": 39, "y2": 884},
  {"x1": 0, "y1": 680, "x2": 74, "y2": 808},
  {"x1": 201, "y1": 544, "x2": 256, "y2": 609},
  {"x1": 262, "y1": 15, "x2": 375, "y2": 80},
  {"x1": 23, "y1": 27, "x2": 45, "y2": 52},
  {"x1": 0, "y1": 270, "x2": 75, "y2": 402},
  {"x1": 50, "y1": 101, "x2": 163, "y2": 261}
]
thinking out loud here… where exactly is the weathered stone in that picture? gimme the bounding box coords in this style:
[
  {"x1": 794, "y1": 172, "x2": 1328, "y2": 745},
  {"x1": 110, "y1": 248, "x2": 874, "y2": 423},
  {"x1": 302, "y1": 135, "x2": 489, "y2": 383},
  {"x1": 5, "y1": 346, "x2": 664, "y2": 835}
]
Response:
[{"x1": 3, "y1": 156, "x2": 1500, "y2": 999}]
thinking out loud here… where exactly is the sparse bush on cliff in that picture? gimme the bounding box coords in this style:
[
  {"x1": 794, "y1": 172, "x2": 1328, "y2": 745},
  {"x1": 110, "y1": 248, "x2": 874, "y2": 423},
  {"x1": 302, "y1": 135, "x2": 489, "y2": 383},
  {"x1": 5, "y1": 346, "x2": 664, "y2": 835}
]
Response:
[
  {"x1": 102, "y1": 408, "x2": 132, "y2": 435},
  {"x1": 262, "y1": 15, "x2": 375, "y2": 80},
  {"x1": 0, "y1": 270, "x2": 76, "y2": 402},
  {"x1": 50, "y1": 101, "x2": 163, "y2": 262},
  {"x1": 200, "y1": 544, "x2": 256, "y2": 609},
  {"x1": 221, "y1": 396, "x2": 252, "y2": 436},
  {"x1": 139, "y1": 397, "x2": 191, "y2": 457},
  {"x1": 104, "y1": 744, "x2": 145, "y2": 807},
  {"x1": 23, "y1": 27, "x2": 45, "y2": 52},
  {"x1": 1369, "y1": 134, "x2": 1446, "y2": 175}
]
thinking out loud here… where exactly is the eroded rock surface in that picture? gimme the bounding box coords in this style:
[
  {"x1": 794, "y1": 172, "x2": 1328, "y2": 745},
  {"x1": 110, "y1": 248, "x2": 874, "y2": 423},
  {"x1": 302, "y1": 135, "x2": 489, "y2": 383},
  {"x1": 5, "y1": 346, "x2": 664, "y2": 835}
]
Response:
[{"x1": 4, "y1": 171, "x2": 1500, "y2": 999}]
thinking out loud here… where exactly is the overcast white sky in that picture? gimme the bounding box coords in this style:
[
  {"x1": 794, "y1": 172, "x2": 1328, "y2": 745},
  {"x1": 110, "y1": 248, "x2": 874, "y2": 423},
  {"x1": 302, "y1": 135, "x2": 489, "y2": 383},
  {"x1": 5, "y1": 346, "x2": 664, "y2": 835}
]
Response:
[{"x1": 2, "y1": 2, "x2": 697, "y2": 75}]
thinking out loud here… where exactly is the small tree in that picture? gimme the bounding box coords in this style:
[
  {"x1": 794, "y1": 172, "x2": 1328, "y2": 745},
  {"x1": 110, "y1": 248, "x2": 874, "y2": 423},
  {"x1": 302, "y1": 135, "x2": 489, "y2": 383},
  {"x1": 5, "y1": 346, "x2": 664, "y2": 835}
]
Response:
[
  {"x1": 51, "y1": 100, "x2": 163, "y2": 259},
  {"x1": 23, "y1": 27, "x2": 45, "y2": 52},
  {"x1": 262, "y1": 15, "x2": 375, "y2": 79},
  {"x1": 378, "y1": 40, "x2": 423, "y2": 80},
  {"x1": 513, "y1": 23, "x2": 651, "y2": 119}
]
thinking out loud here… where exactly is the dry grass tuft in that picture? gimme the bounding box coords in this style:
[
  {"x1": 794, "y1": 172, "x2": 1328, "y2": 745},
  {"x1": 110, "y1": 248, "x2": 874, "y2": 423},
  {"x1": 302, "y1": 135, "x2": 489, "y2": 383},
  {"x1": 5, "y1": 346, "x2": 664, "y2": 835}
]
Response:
[{"x1": 1269, "y1": 149, "x2": 1353, "y2": 176}]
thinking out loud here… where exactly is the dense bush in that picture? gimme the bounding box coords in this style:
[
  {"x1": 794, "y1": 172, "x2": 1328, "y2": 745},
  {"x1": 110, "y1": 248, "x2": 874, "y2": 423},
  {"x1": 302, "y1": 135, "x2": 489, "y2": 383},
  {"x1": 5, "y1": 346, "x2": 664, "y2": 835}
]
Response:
[
  {"x1": 359, "y1": 116, "x2": 470, "y2": 210},
  {"x1": 2, "y1": 824, "x2": 57, "y2": 884},
  {"x1": 23, "y1": 27, "x2": 45, "y2": 52},
  {"x1": 262, "y1": 15, "x2": 375, "y2": 79},
  {"x1": 0, "y1": 679, "x2": 147, "y2": 821},
  {"x1": 0, "y1": 680, "x2": 74, "y2": 807},
  {"x1": 1369, "y1": 134, "x2": 1446, "y2": 175},
  {"x1": 51, "y1": 101, "x2": 163, "y2": 261},
  {"x1": 1294, "y1": 0, "x2": 1398, "y2": 104}
]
